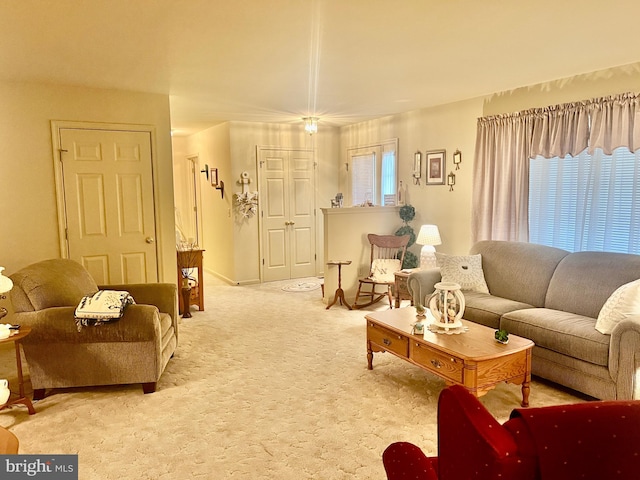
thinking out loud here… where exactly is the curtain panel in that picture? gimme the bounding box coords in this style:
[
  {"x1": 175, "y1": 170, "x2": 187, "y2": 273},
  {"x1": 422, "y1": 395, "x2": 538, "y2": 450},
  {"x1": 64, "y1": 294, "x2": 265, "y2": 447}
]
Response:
[{"x1": 472, "y1": 92, "x2": 640, "y2": 243}]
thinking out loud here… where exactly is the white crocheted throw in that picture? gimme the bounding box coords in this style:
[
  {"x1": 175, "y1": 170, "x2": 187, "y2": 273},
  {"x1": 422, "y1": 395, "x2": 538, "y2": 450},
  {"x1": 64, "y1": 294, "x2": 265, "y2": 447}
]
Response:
[{"x1": 74, "y1": 290, "x2": 135, "y2": 330}]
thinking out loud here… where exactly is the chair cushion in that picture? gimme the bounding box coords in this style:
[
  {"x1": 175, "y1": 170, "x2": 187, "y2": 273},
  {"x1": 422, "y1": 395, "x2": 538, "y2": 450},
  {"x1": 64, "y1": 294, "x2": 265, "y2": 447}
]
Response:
[
  {"x1": 370, "y1": 258, "x2": 400, "y2": 283},
  {"x1": 10, "y1": 259, "x2": 98, "y2": 312}
]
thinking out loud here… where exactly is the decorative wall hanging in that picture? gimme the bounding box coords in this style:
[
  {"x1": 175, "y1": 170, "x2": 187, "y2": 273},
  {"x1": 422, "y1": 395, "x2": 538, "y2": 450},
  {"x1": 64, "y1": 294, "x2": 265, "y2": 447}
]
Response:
[
  {"x1": 210, "y1": 167, "x2": 225, "y2": 198},
  {"x1": 453, "y1": 149, "x2": 462, "y2": 170},
  {"x1": 235, "y1": 171, "x2": 258, "y2": 218},
  {"x1": 412, "y1": 151, "x2": 422, "y2": 185},
  {"x1": 447, "y1": 171, "x2": 456, "y2": 191},
  {"x1": 426, "y1": 150, "x2": 446, "y2": 185}
]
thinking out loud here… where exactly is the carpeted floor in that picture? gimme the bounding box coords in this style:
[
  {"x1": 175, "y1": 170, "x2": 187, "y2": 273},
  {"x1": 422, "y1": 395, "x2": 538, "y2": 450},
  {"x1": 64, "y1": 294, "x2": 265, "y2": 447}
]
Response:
[{"x1": 0, "y1": 273, "x2": 586, "y2": 479}]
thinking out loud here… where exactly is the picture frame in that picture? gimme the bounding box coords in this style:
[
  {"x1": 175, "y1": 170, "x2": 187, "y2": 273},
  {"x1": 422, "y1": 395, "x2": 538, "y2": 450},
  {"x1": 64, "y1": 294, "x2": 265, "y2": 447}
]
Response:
[
  {"x1": 426, "y1": 150, "x2": 446, "y2": 185},
  {"x1": 210, "y1": 167, "x2": 219, "y2": 187}
]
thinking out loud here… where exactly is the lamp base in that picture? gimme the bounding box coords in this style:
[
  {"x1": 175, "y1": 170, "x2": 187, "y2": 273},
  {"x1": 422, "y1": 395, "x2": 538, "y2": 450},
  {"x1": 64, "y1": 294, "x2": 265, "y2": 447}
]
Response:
[{"x1": 420, "y1": 245, "x2": 438, "y2": 269}]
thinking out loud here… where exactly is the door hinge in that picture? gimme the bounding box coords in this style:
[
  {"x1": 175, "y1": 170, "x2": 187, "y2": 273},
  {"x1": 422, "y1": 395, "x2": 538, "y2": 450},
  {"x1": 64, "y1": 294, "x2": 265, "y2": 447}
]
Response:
[
  {"x1": 59, "y1": 148, "x2": 68, "y2": 160},
  {"x1": 65, "y1": 228, "x2": 68, "y2": 240},
  {"x1": 262, "y1": 258, "x2": 265, "y2": 265}
]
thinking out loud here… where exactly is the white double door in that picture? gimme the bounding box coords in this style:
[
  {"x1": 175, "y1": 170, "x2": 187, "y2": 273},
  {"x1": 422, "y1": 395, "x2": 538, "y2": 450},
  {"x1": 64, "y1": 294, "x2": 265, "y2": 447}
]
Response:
[
  {"x1": 259, "y1": 148, "x2": 316, "y2": 282},
  {"x1": 55, "y1": 126, "x2": 158, "y2": 284}
]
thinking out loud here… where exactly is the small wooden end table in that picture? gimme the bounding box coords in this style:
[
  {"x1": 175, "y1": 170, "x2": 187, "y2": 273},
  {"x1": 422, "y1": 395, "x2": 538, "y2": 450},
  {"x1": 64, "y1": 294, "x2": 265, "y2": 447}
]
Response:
[
  {"x1": 326, "y1": 260, "x2": 352, "y2": 310},
  {"x1": 394, "y1": 269, "x2": 416, "y2": 308},
  {"x1": 177, "y1": 249, "x2": 205, "y2": 314},
  {"x1": 0, "y1": 326, "x2": 36, "y2": 415}
]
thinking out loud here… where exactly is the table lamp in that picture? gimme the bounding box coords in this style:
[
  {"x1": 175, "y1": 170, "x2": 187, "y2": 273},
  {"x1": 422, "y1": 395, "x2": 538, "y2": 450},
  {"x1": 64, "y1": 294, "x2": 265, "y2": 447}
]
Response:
[
  {"x1": 416, "y1": 225, "x2": 442, "y2": 269},
  {"x1": 0, "y1": 266, "x2": 13, "y2": 320}
]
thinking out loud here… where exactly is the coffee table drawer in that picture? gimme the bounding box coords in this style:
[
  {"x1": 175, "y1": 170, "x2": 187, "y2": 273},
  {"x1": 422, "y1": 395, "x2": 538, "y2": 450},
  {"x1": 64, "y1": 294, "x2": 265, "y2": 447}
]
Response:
[
  {"x1": 411, "y1": 342, "x2": 463, "y2": 383},
  {"x1": 367, "y1": 322, "x2": 409, "y2": 358}
]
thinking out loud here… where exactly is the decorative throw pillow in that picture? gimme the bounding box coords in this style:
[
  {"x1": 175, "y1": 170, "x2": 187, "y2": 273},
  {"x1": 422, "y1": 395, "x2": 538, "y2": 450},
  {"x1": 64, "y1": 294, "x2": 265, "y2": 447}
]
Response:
[
  {"x1": 435, "y1": 253, "x2": 489, "y2": 293},
  {"x1": 370, "y1": 259, "x2": 401, "y2": 283},
  {"x1": 595, "y1": 279, "x2": 640, "y2": 335}
]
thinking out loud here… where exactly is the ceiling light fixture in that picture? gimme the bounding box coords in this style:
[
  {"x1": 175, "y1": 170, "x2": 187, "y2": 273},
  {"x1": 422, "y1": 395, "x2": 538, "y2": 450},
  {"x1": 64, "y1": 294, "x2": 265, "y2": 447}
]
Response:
[{"x1": 303, "y1": 117, "x2": 318, "y2": 135}]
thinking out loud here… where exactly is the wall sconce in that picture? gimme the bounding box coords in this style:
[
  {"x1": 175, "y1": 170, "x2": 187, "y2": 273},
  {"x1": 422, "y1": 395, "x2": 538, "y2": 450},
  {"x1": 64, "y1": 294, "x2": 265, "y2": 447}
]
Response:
[
  {"x1": 453, "y1": 150, "x2": 462, "y2": 170},
  {"x1": 303, "y1": 117, "x2": 318, "y2": 135},
  {"x1": 200, "y1": 163, "x2": 209, "y2": 180},
  {"x1": 447, "y1": 171, "x2": 456, "y2": 192},
  {"x1": 210, "y1": 168, "x2": 224, "y2": 199}
]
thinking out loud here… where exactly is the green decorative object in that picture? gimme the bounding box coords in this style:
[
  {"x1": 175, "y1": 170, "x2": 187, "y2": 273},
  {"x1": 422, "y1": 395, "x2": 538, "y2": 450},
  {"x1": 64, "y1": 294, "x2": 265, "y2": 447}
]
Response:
[
  {"x1": 395, "y1": 204, "x2": 419, "y2": 268},
  {"x1": 495, "y1": 329, "x2": 509, "y2": 344}
]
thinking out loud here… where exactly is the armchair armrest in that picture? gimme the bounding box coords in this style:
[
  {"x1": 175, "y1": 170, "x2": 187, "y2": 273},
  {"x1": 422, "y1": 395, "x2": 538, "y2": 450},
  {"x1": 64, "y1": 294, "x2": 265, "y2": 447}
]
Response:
[
  {"x1": 437, "y1": 386, "x2": 530, "y2": 480},
  {"x1": 100, "y1": 283, "x2": 178, "y2": 320},
  {"x1": 609, "y1": 316, "x2": 640, "y2": 399},
  {"x1": 407, "y1": 268, "x2": 441, "y2": 306}
]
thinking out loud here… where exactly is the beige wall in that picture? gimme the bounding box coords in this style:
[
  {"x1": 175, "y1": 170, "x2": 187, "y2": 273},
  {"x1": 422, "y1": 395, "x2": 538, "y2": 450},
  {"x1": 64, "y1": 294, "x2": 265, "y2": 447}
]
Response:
[
  {"x1": 177, "y1": 121, "x2": 340, "y2": 284},
  {"x1": 0, "y1": 80, "x2": 176, "y2": 287},
  {"x1": 340, "y1": 98, "x2": 485, "y2": 258},
  {"x1": 483, "y1": 62, "x2": 640, "y2": 116}
]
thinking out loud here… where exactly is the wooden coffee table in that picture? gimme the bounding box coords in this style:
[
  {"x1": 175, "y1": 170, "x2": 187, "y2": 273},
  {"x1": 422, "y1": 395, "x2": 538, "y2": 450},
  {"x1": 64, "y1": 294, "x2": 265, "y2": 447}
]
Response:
[{"x1": 365, "y1": 308, "x2": 534, "y2": 406}]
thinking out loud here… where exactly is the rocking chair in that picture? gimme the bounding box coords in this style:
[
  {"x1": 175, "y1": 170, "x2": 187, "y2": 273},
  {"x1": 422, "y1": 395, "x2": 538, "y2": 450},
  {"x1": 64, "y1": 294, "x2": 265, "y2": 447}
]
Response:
[{"x1": 353, "y1": 234, "x2": 410, "y2": 309}]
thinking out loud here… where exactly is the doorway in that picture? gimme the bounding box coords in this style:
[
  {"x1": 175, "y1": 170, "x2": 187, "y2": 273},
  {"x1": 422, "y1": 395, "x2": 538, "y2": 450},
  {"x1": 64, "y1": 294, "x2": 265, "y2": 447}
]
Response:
[
  {"x1": 52, "y1": 122, "x2": 159, "y2": 284},
  {"x1": 258, "y1": 147, "x2": 317, "y2": 282}
]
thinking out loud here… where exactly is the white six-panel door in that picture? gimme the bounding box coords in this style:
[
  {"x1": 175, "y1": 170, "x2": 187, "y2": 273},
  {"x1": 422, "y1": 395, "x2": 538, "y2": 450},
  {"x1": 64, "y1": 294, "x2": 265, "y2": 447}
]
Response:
[
  {"x1": 58, "y1": 128, "x2": 158, "y2": 284},
  {"x1": 259, "y1": 148, "x2": 316, "y2": 282}
]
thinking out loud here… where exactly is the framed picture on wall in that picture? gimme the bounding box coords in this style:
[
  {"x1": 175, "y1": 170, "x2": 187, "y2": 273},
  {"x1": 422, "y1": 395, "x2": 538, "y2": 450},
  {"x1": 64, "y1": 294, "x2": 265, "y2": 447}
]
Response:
[
  {"x1": 210, "y1": 167, "x2": 219, "y2": 187},
  {"x1": 426, "y1": 150, "x2": 446, "y2": 185}
]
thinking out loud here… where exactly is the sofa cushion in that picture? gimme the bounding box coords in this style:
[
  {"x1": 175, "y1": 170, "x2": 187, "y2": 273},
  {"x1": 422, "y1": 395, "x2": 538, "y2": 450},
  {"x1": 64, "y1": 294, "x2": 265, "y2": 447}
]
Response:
[
  {"x1": 463, "y1": 291, "x2": 534, "y2": 329},
  {"x1": 545, "y1": 251, "x2": 640, "y2": 319},
  {"x1": 470, "y1": 241, "x2": 569, "y2": 308},
  {"x1": 435, "y1": 253, "x2": 489, "y2": 293},
  {"x1": 501, "y1": 308, "x2": 609, "y2": 367},
  {"x1": 595, "y1": 279, "x2": 640, "y2": 334}
]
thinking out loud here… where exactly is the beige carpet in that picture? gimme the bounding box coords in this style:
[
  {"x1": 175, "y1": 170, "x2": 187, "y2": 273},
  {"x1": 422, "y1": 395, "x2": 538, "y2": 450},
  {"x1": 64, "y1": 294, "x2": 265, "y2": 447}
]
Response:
[{"x1": 0, "y1": 274, "x2": 586, "y2": 479}]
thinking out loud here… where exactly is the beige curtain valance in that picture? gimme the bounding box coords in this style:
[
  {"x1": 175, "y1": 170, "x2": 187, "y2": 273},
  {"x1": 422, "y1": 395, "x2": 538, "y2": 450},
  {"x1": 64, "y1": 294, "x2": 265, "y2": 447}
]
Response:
[{"x1": 472, "y1": 92, "x2": 640, "y2": 244}]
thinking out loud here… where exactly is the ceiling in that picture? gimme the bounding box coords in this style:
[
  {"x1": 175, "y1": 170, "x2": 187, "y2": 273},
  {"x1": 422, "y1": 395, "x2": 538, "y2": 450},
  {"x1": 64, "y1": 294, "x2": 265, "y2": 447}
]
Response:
[{"x1": 2, "y1": 0, "x2": 640, "y2": 136}]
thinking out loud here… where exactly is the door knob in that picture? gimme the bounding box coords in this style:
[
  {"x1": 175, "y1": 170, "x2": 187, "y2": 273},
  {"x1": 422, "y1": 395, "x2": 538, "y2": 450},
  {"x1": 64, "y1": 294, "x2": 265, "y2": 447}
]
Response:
[{"x1": 145, "y1": 237, "x2": 155, "y2": 244}]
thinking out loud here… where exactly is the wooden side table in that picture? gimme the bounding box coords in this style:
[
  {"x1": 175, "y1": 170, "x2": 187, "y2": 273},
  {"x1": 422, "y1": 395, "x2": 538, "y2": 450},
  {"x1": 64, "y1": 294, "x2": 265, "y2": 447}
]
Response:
[
  {"x1": 0, "y1": 326, "x2": 36, "y2": 415},
  {"x1": 394, "y1": 270, "x2": 416, "y2": 308},
  {"x1": 177, "y1": 249, "x2": 205, "y2": 314},
  {"x1": 326, "y1": 260, "x2": 352, "y2": 310}
]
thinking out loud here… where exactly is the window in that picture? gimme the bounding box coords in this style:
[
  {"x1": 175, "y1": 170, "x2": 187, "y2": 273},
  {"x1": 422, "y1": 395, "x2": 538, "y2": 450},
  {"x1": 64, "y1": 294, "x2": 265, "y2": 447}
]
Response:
[
  {"x1": 347, "y1": 139, "x2": 397, "y2": 206},
  {"x1": 529, "y1": 147, "x2": 640, "y2": 254}
]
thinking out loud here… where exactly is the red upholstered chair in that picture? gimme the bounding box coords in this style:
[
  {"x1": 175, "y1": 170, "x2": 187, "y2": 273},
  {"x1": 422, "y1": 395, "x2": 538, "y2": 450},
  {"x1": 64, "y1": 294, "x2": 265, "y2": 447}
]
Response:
[{"x1": 383, "y1": 385, "x2": 640, "y2": 480}]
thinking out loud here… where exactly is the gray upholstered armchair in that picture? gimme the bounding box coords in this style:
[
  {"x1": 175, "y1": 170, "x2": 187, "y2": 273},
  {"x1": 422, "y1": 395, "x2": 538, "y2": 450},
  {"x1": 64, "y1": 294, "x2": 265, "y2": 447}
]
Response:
[{"x1": 9, "y1": 259, "x2": 178, "y2": 399}]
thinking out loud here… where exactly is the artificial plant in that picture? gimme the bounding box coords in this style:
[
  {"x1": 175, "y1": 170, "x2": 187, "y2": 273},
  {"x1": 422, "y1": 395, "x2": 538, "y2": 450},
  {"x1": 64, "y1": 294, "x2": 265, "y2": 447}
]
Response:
[{"x1": 395, "y1": 204, "x2": 419, "y2": 268}]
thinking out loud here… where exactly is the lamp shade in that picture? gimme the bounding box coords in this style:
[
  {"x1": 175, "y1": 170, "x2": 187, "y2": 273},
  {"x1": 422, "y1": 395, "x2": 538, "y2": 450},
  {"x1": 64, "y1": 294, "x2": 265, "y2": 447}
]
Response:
[
  {"x1": 416, "y1": 225, "x2": 442, "y2": 246},
  {"x1": 0, "y1": 267, "x2": 13, "y2": 294}
]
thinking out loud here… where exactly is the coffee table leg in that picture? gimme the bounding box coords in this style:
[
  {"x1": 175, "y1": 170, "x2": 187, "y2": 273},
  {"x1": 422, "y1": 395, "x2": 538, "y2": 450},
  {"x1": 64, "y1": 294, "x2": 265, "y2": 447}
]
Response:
[
  {"x1": 521, "y1": 381, "x2": 530, "y2": 408},
  {"x1": 367, "y1": 342, "x2": 373, "y2": 370}
]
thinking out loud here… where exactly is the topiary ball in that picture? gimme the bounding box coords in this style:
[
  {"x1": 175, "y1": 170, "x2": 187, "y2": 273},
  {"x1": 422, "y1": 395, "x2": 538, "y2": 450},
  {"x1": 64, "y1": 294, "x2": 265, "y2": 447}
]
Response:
[
  {"x1": 402, "y1": 251, "x2": 419, "y2": 269},
  {"x1": 399, "y1": 205, "x2": 415, "y2": 224},
  {"x1": 395, "y1": 225, "x2": 416, "y2": 247}
]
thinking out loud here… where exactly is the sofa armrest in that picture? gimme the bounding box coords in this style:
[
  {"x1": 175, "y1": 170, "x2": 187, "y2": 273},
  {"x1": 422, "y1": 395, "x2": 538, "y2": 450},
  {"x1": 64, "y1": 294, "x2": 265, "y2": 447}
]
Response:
[
  {"x1": 407, "y1": 268, "x2": 441, "y2": 306},
  {"x1": 609, "y1": 316, "x2": 640, "y2": 399}
]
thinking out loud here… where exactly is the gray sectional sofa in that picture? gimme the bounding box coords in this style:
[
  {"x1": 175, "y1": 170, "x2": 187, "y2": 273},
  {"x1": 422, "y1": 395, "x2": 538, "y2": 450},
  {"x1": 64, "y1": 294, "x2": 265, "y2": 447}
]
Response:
[{"x1": 407, "y1": 240, "x2": 640, "y2": 400}]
